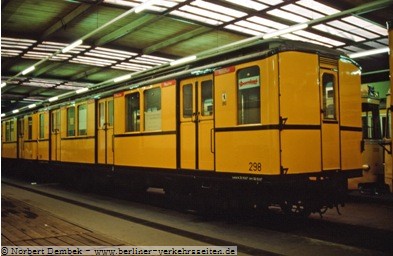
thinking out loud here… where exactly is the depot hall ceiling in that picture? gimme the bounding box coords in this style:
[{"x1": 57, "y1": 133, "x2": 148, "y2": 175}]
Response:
[{"x1": 1, "y1": 0, "x2": 393, "y2": 114}]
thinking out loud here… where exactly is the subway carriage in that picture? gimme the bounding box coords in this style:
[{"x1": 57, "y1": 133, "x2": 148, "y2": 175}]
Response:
[{"x1": 1, "y1": 40, "x2": 363, "y2": 216}]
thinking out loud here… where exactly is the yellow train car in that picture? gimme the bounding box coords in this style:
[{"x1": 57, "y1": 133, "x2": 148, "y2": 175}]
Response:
[
  {"x1": 59, "y1": 100, "x2": 95, "y2": 164},
  {"x1": 1, "y1": 39, "x2": 364, "y2": 216},
  {"x1": 1, "y1": 118, "x2": 17, "y2": 159}
]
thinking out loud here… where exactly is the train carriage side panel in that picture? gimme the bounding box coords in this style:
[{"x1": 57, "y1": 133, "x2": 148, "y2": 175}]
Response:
[
  {"x1": 37, "y1": 110, "x2": 50, "y2": 161},
  {"x1": 279, "y1": 52, "x2": 322, "y2": 174},
  {"x1": 22, "y1": 114, "x2": 38, "y2": 160},
  {"x1": 2, "y1": 118, "x2": 18, "y2": 159},
  {"x1": 214, "y1": 57, "x2": 280, "y2": 175},
  {"x1": 338, "y1": 59, "x2": 362, "y2": 172},
  {"x1": 114, "y1": 82, "x2": 177, "y2": 169},
  {"x1": 60, "y1": 100, "x2": 95, "y2": 163}
]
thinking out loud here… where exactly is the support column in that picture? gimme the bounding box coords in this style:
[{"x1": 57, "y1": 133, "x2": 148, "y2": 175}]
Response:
[{"x1": 386, "y1": 21, "x2": 393, "y2": 191}]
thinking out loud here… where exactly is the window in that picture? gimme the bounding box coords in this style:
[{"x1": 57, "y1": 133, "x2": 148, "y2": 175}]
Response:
[
  {"x1": 362, "y1": 102, "x2": 381, "y2": 139},
  {"x1": 99, "y1": 102, "x2": 105, "y2": 128},
  {"x1": 144, "y1": 87, "x2": 161, "y2": 131},
  {"x1": 67, "y1": 107, "x2": 75, "y2": 136},
  {"x1": 322, "y1": 73, "x2": 336, "y2": 120},
  {"x1": 51, "y1": 111, "x2": 60, "y2": 133},
  {"x1": 28, "y1": 116, "x2": 33, "y2": 140},
  {"x1": 5, "y1": 122, "x2": 10, "y2": 142},
  {"x1": 10, "y1": 121, "x2": 15, "y2": 141},
  {"x1": 78, "y1": 104, "x2": 87, "y2": 135},
  {"x1": 126, "y1": 92, "x2": 140, "y2": 132},
  {"x1": 108, "y1": 100, "x2": 114, "y2": 126},
  {"x1": 237, "y1": 66, "x2": 261, "y2": 124},
  {"x1": 201, "y1": 80, "x2": 213, "y2": 116},
  {"x1": 183, "y1": 84, "x2": 193, "y2": 118},
  {"x1": 39, "y1": 114, "x2": 45, "y2": 139}
]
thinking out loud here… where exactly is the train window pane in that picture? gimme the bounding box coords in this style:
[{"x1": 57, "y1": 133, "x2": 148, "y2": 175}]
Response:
[
  {"x1": 183, "y1": 84, "x2": 193, "y2": 118},
  {"x1": 39, "y1": 114, "x2": 45, "y2": 139},
  {"x1": 322, "y1": 73, "x2": 336, "y2": 120},
  {"x1": 201, "y1": 80, "x2": 213, "y2": 116},
  {"x1": 67, "y1": 107, "x2": 75, "y2": 136},
  {"x1": 99, "y1": 102, "x2": 105, "y2": 128},
  {"x1": 144, "y1": 87, "x2": 161, "y2": 131},
  {"x1": 10, "y1": 121, "x2": 15, "y2": 141},
  {"x1": 5, "y1": 122, "x2": 10, "y2": 141},
  {"x1": 52, "y1": 111, "x2": 60, "y2": 133},
  {"x1": 78, "y1": 104, "x2": 87, "y2": 136},
  {"x1": 362, "y1": 102, "x2": 381, "y2": 139},
  {"x1": 28, "y1": 116, "x2": 33, "y2": 140},
  {"x1": 126, "y1": 92, "x2": 140, "y2": 132},
  {"x1": 237, "y1": 66, "x2": 261, "y2": 124},
  {"x1": 108, "y1": 100, "x2": 114, "y2": 126}
]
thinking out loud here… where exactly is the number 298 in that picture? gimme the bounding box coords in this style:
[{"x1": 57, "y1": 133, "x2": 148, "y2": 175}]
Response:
[{"x1": 249, "y1": 162, "x2": 262, "y2": 172}]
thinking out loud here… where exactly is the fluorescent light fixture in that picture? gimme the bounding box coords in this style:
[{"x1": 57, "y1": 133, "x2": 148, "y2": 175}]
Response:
[
  {"x1": 12, "y1": 109, "x2": 19, "y2": 114},
  {"x1": 22, "y1": 65, "x2": 35, "y2": 75},
  {"x1": 1, "y1": 82, "x2": 6, "y2": 88},
  {"x1": 76, "y1": 87, "x2": 89, "y2": 94},
  {"x1": 348, "y1": 47, "x2": 390, "y2": 59},
  {"x1": 48, "y1": 96, "x2": 59, "y2": 102},
  {"x1": 1, "y1": 113, "x2": 5, "y2": 117},
  {"x1": 62, "y1": 39, "x2": 83, "y2": 53},
  {"x1": 113, "y1": 74, "x2": 132, "y2": 83},
  {"x1": 135, "y1": 0, "x2": 161, "y2": 13},
  {"x1": 263, "y1": 23, "x2": 308, "y2": 39},
  {"x1": 170, "y1": 55, "x2": 197, "y2": 66},
  {"x1": 28, "y1": 104, "x2": 36, "y2": 109}
]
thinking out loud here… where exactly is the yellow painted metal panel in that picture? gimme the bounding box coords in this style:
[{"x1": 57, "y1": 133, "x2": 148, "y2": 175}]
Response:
[
  {"x1": 339, "y1": 60, "x2": 362, "y2": 128},
  {"x1": 161, "y1": 82, "x2": 176, "y2": 131},
  {"x1": 215, "y1": 130, "x2": 280, "y2": 175},
  {"x1": 37, "y1": 141, "x2": 49, "y2": 160},
  {"x1": 340, "y1": 131, "x2": 362, "y2": 170},
  {"x1": 60, "y1": 138, "x2": 95, "y2": 163},
  {"x1": 180, "y1": 122, "x2": 195, "y2": 169},
  {"x1": 321, "y1": 123, "x2": 340, "y2": 170},
  {"x1": 2, "y1": 143, "x2": 17, "y2": 158},
  {"x1": 279, "y1": 52, "x2": 320, "y2": 125},
  {"x1": 281, "y1": 130, "x2": 321, "y2": 174},
  {"x1": 114, "y1": 135, "x2": 176, "y2": 169}
]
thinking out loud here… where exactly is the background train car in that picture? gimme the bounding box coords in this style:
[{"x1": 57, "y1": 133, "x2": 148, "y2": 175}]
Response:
[
  {"x1": 1, "y1": 117, "x2": 17, "y2": 159},
  {"x1": 1, "y1": 40, "x2": 364, "y2": 216},
  {"x1": 348, "y1": 86, "x2": 385, "y2": 191}
]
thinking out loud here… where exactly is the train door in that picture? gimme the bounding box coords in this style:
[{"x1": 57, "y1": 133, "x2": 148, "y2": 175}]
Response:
[
  {"x1": 18, "y1": 118, "x2": 24, "y2": 158},
  {"x1": 50, "y1": 109, "x2": 61, "y2": 161},
  {"x1": 320, "y1": 69, "x2": 340, "y2": 170},
  {"x1": 97, "y1": 97, "x2": 114, "y2": 165},
  {"x1": 180, "y1": 74, "x2": 214, "y2": 171}
]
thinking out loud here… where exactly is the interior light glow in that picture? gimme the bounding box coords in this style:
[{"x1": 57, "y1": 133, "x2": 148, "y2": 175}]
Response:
[
  {"x1": 192, "y1": 0, "x2": 246, "y2": 18},
  {"x1": 28, "y1": 104, "x2": 36, "y2": 109},
  {"x1": 224, "y1": 0, "x2": 267, "y2": 11},
  {"x1": 48, "y1": 96, "x2": 59, "y2": 102},
  {"x1": 22, "y1": 65, "x2": 35, "y2": 75},
  {"x1": 348, "y1": 47, "x2": 390, "y2": 59},
  {"x1": 135, "y1": 0, "x2": 161, "y2": 13},
  {"x1": 170, "y1": 55, "x2": 197, "y2": 66},
  {"x1": 113, "y1": 74, "x2": 132, "y2": 83},
  {"x1": 61, "y1": 39, "x2": 83, "y2": 53},
  {"x1": 76, "y1": 87, "x2": 89, "y2": 94},
  {"x1": 1, "y1": 113, "x2": 5, "y2": 117},
  {"x1": 12, "y1": 109, "x2": 19, "y2": 114},
  {"x1": 267, "y1": 9, "x2": 309, "y2": 23},
  {"x1": 297, "y1": 0, "x2": 339, "y2": 15},
  {"x1": 263, "y1": 23, "x2": 308, "y2": 39},
  {"x1": 1, "y1": 82, "x2": 6, "y2": 88}
]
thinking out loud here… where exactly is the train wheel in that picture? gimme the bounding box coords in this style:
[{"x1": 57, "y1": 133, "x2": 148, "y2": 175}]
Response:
[{"x1": 280, "y1": 199, "x2": 311, "y2": 217}]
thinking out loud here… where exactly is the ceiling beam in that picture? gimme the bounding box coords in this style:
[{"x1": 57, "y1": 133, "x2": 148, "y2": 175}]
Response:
[
  {"x1": 41, "y1": 3, "x2": 94, "y2": 39},
  {"x1": 94, "y1": 14, "x2": 159, "y2": 46},
  {"x1": 143, "y1": 27, "x2": 213, "y2": 54}
]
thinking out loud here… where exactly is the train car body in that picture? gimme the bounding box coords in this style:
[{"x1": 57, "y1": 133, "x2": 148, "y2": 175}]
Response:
[{"x1": 1, "y1": 40, "x2": 363, "y2": 216}]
